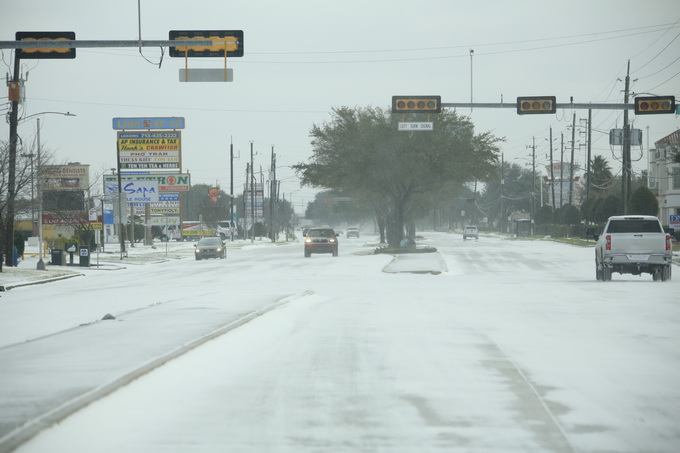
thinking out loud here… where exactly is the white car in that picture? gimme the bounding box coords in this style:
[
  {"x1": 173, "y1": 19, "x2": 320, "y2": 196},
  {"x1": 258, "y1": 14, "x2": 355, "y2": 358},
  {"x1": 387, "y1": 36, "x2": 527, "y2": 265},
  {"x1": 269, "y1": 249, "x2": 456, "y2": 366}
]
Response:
[
  {"x1": 346, "y1": 227, "x2": 360, "y2": 238},
  {"x1": 463, "y1": 226, "x2": 479, "y2": 240}
]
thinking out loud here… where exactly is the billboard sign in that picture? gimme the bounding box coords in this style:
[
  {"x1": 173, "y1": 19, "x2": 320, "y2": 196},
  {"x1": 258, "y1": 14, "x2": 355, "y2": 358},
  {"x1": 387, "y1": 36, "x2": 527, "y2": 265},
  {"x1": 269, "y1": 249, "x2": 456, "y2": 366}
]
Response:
[
  {"x1": 112, "y1": 117, "x2": 185, "y2": 130},
  {"x1": 43, "y1": 164, "x2": 90, "y2": 190},
  {"x1": 117, "y1": 131, "x2": 181, "y2": 170},
  {"x1": 104, "y1": 174, "x2": 190, "y2": 192},
  {"x1": 105, "y1": 180, "x2": 160, "y2": 203}
]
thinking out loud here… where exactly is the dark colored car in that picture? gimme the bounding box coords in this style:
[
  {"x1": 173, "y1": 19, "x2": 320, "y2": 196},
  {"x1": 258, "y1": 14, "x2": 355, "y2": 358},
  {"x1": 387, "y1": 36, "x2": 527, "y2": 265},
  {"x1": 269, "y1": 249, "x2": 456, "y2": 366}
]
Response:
[
  {"x1": 304, "y1": 228, "x2": 339, "y2": 257},
  {"x1": 194, "y1": 237, "x2": 227, "y2": 260}
]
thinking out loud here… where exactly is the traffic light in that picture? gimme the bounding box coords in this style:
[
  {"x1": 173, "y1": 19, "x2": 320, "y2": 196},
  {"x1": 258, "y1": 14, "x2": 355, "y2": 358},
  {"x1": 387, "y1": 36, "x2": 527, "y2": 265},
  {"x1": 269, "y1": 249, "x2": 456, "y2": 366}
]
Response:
[
  {"x1": 169, "y1": 30, "x2": 244, "y2": 57},
  {"x1": 16, "y1": 31, "x2": 76, "y2": 59},
  {"x1": 516, "y1": 96, "x2": 556, "y2": 115},
  {"x1": 634, "y1": 96, "x2": 675, "y2": 115},
  {"x1": 392, "y1": 96, "x2": 442, "y2": 113}
]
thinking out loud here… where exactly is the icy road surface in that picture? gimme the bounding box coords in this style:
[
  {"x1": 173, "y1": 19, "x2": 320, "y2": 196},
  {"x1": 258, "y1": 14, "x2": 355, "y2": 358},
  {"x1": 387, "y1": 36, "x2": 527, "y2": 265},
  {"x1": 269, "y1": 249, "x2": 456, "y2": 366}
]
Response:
[{"x1": 3, "y1": 232, "x2": 679, "y2": 452}]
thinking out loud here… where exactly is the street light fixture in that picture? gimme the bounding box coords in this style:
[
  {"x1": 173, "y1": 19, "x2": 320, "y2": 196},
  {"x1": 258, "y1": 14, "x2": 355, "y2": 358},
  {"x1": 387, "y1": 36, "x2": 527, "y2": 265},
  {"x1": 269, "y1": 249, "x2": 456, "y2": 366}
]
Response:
[{"x1": 23, "y1": 112, "x2": 76, "y2": 270}]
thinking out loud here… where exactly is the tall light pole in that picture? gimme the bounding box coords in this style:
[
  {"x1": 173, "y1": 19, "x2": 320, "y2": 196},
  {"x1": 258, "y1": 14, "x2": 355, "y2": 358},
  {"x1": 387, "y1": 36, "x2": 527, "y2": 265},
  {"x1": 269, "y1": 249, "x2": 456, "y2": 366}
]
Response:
[{"x1": 26, "y1": 112, "x2": 76, "y2": 270}]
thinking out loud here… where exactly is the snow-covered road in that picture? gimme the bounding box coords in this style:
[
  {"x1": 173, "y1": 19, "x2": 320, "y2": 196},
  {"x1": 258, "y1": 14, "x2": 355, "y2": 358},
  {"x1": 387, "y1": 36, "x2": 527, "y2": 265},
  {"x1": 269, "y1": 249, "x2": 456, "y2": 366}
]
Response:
[{"x1": 2, "y1": 233, "x2": 678, "y2": 452}]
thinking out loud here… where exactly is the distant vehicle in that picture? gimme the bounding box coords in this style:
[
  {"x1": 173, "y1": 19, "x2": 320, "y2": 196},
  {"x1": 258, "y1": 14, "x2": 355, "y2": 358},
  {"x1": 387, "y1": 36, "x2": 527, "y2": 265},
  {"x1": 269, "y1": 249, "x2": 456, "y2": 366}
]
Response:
[
  {"x1": 304, "y1": 228, "x2": 339, "y2": 257},
  {"x1": 594, "y1": 215, "x2": 672, "y2": 281},
  {"x1": 301, "y1": 225, "x2": 313, "y2": 237},
  {"x1": 194, "y1": 237, "x2": 227, "y2": 260},
  {"x1": 160, "y1": 224, "x2": 181, "y2": 242},
  {"x1": 216, "y1": 220, "x2": 237, "y2": 240},
  {"x1": 346, "y1": 227, "x2": 360, "y2": 238},
  {"x1": 182, "y1": 221, "x2": 214, "y2": 241},
  {"x1": 463, "y1": 225, "x2": 479, "y2": 240}
]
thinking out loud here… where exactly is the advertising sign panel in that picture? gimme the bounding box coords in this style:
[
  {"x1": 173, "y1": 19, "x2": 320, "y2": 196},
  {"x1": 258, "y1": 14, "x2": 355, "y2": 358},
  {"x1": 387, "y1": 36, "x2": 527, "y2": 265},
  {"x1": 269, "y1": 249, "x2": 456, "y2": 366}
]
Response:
[
  {"x1": 117, "y1": 131, "x2": 182, "y2": 170},
  {"x1": 112, "y1": 117, "x2": 185, "y2": 130},
  {"x1": 103, "y1": 174, "x2": 190, "y2": 192},
  {"x1": 105, "y1": 180, "x2": 160, "y2": 203},
  {"x1": 43, "y1": 164, "x2": 90, "y2": 190}
]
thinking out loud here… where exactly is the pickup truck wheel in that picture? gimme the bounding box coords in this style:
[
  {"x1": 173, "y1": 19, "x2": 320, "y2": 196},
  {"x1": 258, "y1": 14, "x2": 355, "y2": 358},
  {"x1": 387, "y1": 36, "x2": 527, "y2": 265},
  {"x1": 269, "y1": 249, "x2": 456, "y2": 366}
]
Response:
[
  {"x1": 661, "y1": 265, "x2": 671, "y2": 281},
  {"x1": 596, "y1": 266, "x2": 602, "y2": 281},
  {"x1": 602, "y1": 266, "x2": 612, "y2": 281}
]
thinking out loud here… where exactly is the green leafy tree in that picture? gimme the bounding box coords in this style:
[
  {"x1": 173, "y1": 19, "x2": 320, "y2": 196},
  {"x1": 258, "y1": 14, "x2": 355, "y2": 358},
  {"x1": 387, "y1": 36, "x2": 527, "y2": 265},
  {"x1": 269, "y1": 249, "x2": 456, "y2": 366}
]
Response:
[
  {"x1": 294, "y1": 106, "x2": 500, "y2": 247},
  {"x1": 482, "y1": 163, "x2": 537, "y2": 227},
  {"x1": 560, "y1": 204, "x2": 581, "y2": 225},
  {"x1": 184, "y1": 183, "x2": 230, "y2": 223},
  {"x1": 535, "y1": 205, "x2": 553, "y2": 225},
  {"x1": 589, "y1": 197, "x2": 604, "y2": 223},
  {"x1": 598, "y1": 194, "x2": 622, "y2": 220},
  {"x1": 580, "y1": 196, "x2": 596, "y2": 222},
  {"x1": 627, "y1": 185, "x2": 658, "y2": 216}
]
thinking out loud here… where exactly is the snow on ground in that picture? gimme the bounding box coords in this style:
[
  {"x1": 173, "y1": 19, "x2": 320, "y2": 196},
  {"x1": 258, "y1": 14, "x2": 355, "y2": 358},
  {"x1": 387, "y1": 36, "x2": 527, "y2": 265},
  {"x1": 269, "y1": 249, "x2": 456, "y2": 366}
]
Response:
[{"x1": 1, "y1": 233, "x2": 679, "y2": 452}]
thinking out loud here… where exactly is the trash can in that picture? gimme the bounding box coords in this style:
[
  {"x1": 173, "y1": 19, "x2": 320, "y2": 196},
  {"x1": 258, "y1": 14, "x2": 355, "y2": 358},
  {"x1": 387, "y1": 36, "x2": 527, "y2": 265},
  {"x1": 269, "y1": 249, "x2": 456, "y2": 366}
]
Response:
[
  {"x1": 79, "y1": 245, "x2": 90, "y2": 267},
  {"x1": 51, "y1": 249, "x2": 64, "y2": 266}
]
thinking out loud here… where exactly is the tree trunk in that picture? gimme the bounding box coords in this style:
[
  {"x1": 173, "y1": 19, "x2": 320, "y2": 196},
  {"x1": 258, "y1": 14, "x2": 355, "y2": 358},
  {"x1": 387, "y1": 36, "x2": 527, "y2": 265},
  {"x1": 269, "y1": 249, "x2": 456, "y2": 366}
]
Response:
[
  {"x1": 386, "y1": 197, "x2": 405, "y2": 248},
  {"x1": 374, "y1": 210, "x2": 386, "y2": 244}
]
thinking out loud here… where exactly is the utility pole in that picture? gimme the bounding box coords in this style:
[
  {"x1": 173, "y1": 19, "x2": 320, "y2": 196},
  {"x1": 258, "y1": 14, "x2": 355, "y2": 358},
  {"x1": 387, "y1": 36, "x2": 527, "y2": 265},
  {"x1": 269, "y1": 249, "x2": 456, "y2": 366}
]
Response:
[
  {"x1": 560, "y1": 133, "x2": 564, "y2": 209},
  {"x1": 622, "y1": 60, "x2": 632, "y2": 213},
  {"x1": 587, "y1": 109, "x2": 592, "y2": 201},
  {"x1": 115, "y1": 142, "x2": 126, "y2": 259},
  {"x1": 3, "y1": 53, "x2": 20, "y2": 268},
  {"x1": 250, "y1": 141, "x2": 255, "y2": 244},
  {"x1": 243, "y1": 162, "x2": 250, "y2": 239},
  {"x1": 269, "y1": 146, "x2": 276, "y2": 242},
  {"x1": 229, "y1": 137, "x2": 234, "y2": 241},
  {"x1": 569, "y1": 112, "x2": 576, "y2": 206},
  {"x1": 36, "y1": 119, "x2": 45, "y2": 270},
  {"x1": 527, "y1": 137, "x2": 536, "y2": 234},
  {"x1": 549, "y1": 127, "x2": 556, "y2": 212},
  {"x1": 500, "y1": 153, "x2": 504, "y2": 234}
]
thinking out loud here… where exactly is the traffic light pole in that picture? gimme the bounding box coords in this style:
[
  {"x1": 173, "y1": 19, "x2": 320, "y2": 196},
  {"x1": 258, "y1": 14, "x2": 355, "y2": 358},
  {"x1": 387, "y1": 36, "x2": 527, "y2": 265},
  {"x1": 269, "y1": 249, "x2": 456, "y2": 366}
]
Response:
[
  {"x1": 0, "y1": 39, "x2": 213, "y2": 51},
  {"x1": 441, "y1": 102, "x2": 635, "y2": 111}
]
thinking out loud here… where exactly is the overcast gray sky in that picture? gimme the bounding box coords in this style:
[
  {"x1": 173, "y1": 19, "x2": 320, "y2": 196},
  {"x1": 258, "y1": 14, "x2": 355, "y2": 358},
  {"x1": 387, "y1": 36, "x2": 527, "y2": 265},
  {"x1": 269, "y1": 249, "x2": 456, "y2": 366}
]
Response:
[{"x1": 2, "y1": 0, "x2": 679, "y2": 211}]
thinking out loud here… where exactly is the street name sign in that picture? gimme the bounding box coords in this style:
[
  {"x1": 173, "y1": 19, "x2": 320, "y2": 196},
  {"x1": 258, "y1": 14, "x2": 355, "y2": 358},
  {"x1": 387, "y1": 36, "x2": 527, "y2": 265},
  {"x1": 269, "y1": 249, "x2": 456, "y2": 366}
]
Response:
[
  {"x1": 179, "y1": 68, "x2": 233, "y2": 82},
  {"x1": 398, "y1": 122, "x2": 433, "y2": 131}
]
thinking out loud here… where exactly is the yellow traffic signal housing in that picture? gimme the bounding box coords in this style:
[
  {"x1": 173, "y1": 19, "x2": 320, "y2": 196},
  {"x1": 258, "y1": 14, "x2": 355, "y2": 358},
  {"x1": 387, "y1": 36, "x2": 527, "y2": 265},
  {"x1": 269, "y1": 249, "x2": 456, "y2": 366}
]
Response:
[
  {"x1": 392, "y1": 96, "x2": 442, "y2": 113},
  {"x1": 16, "y1": 31, "x2": 76, "y2": 59},
  {"x1": 517, "y1": 96, "x2": 556, "y2": 115},
  {"x1": 634, "y1": 96, "x2": 675, "y2": 115},
  {"x1": 169, "y1": 30, "x2": 244, "y2": 57}
]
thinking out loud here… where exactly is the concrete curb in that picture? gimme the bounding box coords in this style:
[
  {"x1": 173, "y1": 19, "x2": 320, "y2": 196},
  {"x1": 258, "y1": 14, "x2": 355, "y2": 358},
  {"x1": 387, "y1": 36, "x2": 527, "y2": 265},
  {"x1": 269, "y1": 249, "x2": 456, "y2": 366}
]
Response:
[
  {"x1": 0, "y1": 290, "x2": 314, "y2": 453},
  {"x1": 1, "y1": 273, "x2": 84, "y2": 291}
]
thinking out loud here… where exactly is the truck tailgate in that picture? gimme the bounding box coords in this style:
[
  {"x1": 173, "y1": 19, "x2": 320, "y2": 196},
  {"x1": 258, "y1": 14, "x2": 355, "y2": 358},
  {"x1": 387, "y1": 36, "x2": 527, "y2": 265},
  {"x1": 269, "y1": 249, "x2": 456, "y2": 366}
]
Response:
[{"x1": 609, "y1": 233, "x2": 666, "y2": 254}]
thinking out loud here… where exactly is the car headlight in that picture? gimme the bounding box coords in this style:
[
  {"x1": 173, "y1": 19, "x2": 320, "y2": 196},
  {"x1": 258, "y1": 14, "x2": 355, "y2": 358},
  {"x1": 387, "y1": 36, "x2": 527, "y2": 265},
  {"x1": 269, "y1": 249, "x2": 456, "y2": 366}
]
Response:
[
  {"x1": 305, "y1": 237, "x2": 312, "y2": 243},
  {"x1": 195, "y1": 249, "x2": 201, "y2": 254},
  {"x1": 216, "y1": 247, "x2": 223, "y2": 252},
  {"x1": 329, "y1": 238, "x2": 336, "y2": 243}
]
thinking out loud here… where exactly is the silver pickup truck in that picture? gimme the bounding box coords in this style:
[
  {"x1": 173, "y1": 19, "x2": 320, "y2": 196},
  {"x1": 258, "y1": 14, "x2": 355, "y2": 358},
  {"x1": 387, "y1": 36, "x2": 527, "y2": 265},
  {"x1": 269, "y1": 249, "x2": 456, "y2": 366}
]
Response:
[{"x1": 595, "y1": 215, "x2": 673, "y2": 281}]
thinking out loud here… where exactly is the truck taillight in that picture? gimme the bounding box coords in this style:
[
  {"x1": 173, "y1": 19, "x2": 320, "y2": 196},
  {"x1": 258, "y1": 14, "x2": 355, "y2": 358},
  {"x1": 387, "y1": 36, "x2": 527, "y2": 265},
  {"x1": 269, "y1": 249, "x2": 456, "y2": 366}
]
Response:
[
  {"x1": 606, "y1": 235, "x2": 611, "y2": 251},
  {"x1": 666, "y1": 235, "x2": 672, "y2": 251}
]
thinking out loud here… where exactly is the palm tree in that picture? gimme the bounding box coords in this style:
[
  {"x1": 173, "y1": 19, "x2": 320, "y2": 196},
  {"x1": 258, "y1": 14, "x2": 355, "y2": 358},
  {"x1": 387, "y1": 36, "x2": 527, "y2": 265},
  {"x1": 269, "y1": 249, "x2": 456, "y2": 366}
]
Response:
[{"x1": 586, "y1": 155, "x2": 615, "y2": 196}]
